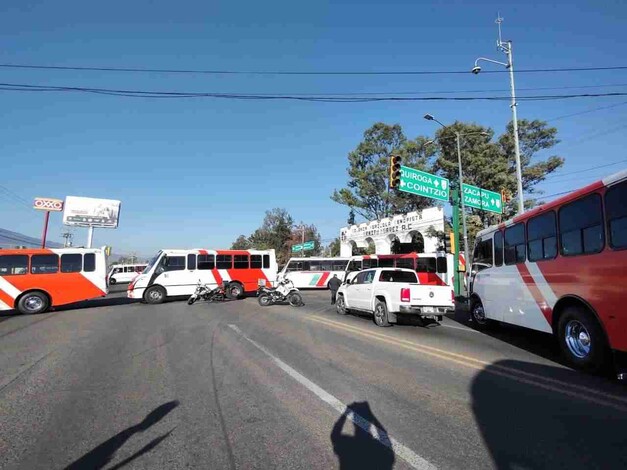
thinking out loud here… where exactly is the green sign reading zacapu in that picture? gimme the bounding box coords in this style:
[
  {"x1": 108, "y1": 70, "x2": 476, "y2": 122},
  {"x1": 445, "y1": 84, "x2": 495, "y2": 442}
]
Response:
[
  {"x1": 292, "y1": 244, "x2": 303, "y2": 252},
  {"x1": 462, "y1": 183, "x2": 503, "y2": 214}
]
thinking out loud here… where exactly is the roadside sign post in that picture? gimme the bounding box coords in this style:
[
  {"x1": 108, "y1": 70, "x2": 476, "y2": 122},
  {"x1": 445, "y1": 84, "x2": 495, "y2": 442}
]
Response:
[
  {"x1": 398, "y1": 166, "x2": 450, "y2": 202},
  {"x1": 451, "y1": 190, "x2": 461, "y2": 298},
  {"x1": 462, "y1": 184, "x2": 503, "y2": 214},
  {"x1": 33, "y1": 197, "x2": 64, "y2": 248}
]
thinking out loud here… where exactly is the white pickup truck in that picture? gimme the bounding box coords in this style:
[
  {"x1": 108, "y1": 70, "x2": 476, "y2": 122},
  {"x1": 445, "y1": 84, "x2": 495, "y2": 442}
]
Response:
[{"x1": 336, "y1": 268, "x2": 455, "y2": 327}]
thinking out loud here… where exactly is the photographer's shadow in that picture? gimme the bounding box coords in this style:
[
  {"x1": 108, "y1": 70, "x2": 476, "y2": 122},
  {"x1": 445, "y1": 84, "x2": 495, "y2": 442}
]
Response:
[{"x1": 330, "y1": 401, "x2": 395, "y2": 470}]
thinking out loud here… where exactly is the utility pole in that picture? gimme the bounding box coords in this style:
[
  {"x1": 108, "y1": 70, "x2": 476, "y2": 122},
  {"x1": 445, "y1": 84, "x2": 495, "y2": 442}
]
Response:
[{"x1": 62, "y1": 230, "x2": 73, "y2": 248}]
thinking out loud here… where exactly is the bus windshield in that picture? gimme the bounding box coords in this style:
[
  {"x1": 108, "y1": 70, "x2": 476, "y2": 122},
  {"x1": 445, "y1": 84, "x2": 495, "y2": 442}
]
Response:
[{"x1": 144, "y1": 251, "x2": 163, "y2": 273}]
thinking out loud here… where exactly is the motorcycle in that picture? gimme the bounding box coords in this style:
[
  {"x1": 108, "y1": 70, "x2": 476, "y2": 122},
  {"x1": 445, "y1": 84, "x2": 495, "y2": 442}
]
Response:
[
  {"x1": 257, "y1": 277, "x2": 303, "y2": 307},
  {"x1": 187, "y1": 280, "x2": 229, "y2": 305}
]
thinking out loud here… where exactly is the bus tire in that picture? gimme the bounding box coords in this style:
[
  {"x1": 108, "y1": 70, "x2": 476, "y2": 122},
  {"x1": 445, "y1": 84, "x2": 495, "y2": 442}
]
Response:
[
  {"x1": 470, "y1": 297, "x2": 493, "y2": 330},
  {"x1": 144, "y1": 286, "x2": 166, "y2": 305},
  {"x1": 373, "y1": 300, "x2": 391, "y2": 327},
  {"x1": 17, "y1": 291, "x2": 49, "y2": 315},
  {"x1": 109, "y1": 278, "x2": 117, "y2": 285},
  {"x1": 557, "y1": 306, "x2": 609, "y2": 373},
  {"x1": 227, "y1": 282, "x2": 244, "y2": 300}
]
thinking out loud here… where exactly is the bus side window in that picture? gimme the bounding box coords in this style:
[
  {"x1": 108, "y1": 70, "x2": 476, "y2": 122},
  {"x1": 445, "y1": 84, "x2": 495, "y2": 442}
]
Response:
[
  {"x1": 198, "y1": 255, "x2": 215, "y2": 270},
  {"x1": 61, "y1": 254, "x2": 83, "y2": 273},
  {"x1": 559, "y1": 194, "x2": 604, "y2": 256},
  {"x1": 286, "y1": 261, "x2": 302, "y2": 272},
  {"x1": 395, "y1": 258, "x2": 414, "y2": 269},
  {"x1": 493, "y1": 231, "x2": 503, "y2": 267},
  {"x1": 436, "y1": 257, "x2": 447, "y2": 273},
  {"x1": 234, "y1": 255, "x2": 249, "y2": 269},
  {"x1": 251, "y1": 255, "x2": 262, "y2": 268},
  {"x1": 31, "y1": 254, "x2": 59, "y2": 274},
  {"x1": 263, "y1": 255, "x2": 270, "y2": 269},
  {"x1": 333, "y1": 260, "x2": 348, "y2": 271},
  {"x1": 605, "y1": 180, "x2": 627, "y2": 250},
  {"x1": 473, "y1": 237, "x2": 494, "y2": 271},
  {"x1": 84, "y1": 254, "x2": 96, "y2": 272},
  {"x1": 527, "y1": 211, "x2": 557, "y2": 261},
  {"x1": 504, "y1": 223, "x2": 526, "y2": 265},
  {"x1": 164, "y1": 256, "x2": 186, "y2": 271},
  {"x1": 187, "y1": 254, "x2": 197, "y2": 270},
  {"x1": 0, "y1": 255, "x2": 28, "y2": 275},
  {"x1": 347, "y1": 260, "x2": 361, "y2": 272},
  {"x1": 416, "y1": 258, "x2": 437, "y2": 273},
  {"x1": 216, "y1": 255, "x2": 232, "y2": 270}
]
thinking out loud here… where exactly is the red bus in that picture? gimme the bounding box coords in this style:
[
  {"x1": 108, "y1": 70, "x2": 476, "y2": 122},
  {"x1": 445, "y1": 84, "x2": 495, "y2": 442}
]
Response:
[
  {"x1": 469, "y1": 169, "x2": 627, "y2": 372},
  {"x1": 0, "y1": 247, "x2": 108, "y2": 314}
]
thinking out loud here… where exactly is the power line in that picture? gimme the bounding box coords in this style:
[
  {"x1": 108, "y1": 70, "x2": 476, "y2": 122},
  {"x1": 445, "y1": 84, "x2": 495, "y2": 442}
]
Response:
[
  {"x1": 546, "y1": 100, "x2": 627, "y2": 122},
  {"x1": 2, "y1": 82, "x2": 627, "y2": 102},
  {"x1": 1, "y1": 62, "x2": 627, "y2": 76},
  {"x1": 543, "y1": 159, "x2": 627, "y2": 181}
]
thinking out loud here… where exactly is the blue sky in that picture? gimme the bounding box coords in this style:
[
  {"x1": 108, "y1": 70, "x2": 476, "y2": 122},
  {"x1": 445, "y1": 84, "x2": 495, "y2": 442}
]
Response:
[{"x1": 1, "y1": 0, "x2": 626, "y2": 257}]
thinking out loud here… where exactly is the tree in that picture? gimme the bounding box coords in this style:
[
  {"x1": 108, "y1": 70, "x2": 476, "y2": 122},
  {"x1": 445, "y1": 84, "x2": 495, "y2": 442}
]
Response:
[
  {"x1": 247, "y1": 208, "x2": 294, "y2": 265},
  {"x1": 231, "y1": 235, "x2": 251, "y2": 250},
  {"x1": 326, "y1": 237, "x2": 341, "y2": 257},
  {"x1": 331, "y1": 123, "x2": 437, "y2": 222},
  {"x1": 433, "y1": 119, "x2": 565, "y2": 234}
]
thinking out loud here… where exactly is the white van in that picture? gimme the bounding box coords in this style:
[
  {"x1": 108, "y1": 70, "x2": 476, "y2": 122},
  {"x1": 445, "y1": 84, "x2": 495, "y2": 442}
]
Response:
[{"x1": 108, "y1": 264, "x2": 147, "y2": 285}]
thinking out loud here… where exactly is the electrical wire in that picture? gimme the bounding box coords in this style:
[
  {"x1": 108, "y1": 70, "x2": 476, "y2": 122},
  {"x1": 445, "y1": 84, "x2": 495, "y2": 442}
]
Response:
[
  {"x1": 543, "y1": 159, "x2": 627, "y2": 181},
  {"x1": 2, "y1": 82, "x2": 627, "y2": 102},
  {"x1": 1, "y1": 63, "x2": 627, "y2": 76},
  {"x1": 546, "y1": 100, "x2": 627, "y2": 122}
]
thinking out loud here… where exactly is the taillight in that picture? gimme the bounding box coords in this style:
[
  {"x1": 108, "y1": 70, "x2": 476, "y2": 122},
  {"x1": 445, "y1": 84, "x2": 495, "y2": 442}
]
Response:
[
  {"x1": 128, "y1": 279, "x2": 136, "y2": 291},
  {"x1": 400, "y1": 288, "x2": 410, "y2": 303},
  {"x1": 451, "y1": 290, "x2": 455, "y2": 302}
]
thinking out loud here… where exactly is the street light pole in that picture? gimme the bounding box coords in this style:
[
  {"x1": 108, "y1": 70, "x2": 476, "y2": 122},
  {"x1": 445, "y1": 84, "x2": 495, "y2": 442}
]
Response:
[
  {"x1": 473, "y1": 16, "x2": 524, "y2": 214},
  {"x1": 455, "y1": 132, "x2": 470, "y2": 273}
]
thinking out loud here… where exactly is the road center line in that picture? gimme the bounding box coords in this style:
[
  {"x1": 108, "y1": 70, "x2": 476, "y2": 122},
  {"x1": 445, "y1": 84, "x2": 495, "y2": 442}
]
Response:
[{"x1": 227, "y1": 324, "x2": 437, "y2": 470}]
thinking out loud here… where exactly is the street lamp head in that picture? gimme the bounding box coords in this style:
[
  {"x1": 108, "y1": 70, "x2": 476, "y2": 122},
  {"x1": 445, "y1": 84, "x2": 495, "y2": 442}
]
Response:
[
  {"x1": 423, "y1": 114, "x2": 435, "y2": 121},
  {"x1": 471, "y1": 65, "x2": 481, "y2": 75}
]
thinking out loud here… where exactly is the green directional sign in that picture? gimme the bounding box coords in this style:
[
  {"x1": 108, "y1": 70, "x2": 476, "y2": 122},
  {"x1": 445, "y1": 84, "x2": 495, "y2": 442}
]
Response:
[
  {"x1": 399, "y1": 166, "x2": 450, "y2": 202},
  {"x1": 292, "y1": 244, "x2": 303, "y2": 252},
  {"x1": 303, "y1": 241, "x2": 315, "y2": 250},
  {"x1": 462, "y1": 183, "x2": 503, "y2": 214}
]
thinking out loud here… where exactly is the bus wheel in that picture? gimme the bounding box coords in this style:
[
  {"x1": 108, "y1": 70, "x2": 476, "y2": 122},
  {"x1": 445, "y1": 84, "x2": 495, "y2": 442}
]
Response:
[
  {"x1": 227, "y1": 282, "x2": 244, "y2": 300},
  {"x1": 558, "y1": 306, "x2": 609, "y2": 373},
  {"x1": 144, "y1": 286, "x2": 166, "y2": 304},
  {"x1": 17, "y1": 291, "x2": 49, "y2": 315},
  {"x1": 470, "y1": 298, "x2": 492, "y2": 329},
  {"x1": 109, "y1": 278, "x2": 117, "y2": 285}
]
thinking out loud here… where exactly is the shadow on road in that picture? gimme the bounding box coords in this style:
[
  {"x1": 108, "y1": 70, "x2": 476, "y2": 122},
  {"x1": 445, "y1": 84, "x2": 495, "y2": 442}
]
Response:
[
  {"x1": 330, "y1": 401, "x2": 395, "y2": 470},
  {"x1": 64, "y1": 400, "x2": 179, "y2": 470},
  {"x1": 447, "y1": 307, "x2": 569, "y2": 367},
  {"x1": 472, "y1": 360, "x2": 627, "y2": 469}
]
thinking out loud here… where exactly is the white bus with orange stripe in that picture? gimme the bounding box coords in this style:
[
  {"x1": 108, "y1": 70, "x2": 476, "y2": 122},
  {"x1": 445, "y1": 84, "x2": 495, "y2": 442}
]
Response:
[
  {"x1": 0, "y1": 247, "x2": 108, "y2": 314},
  {"x1": 127, "y1": 249, "x2": 277, "y2": 303},
  {"x1": 280, "y1": 257, "x2": 350, "y2": 288},
  {"x1": 469, "y1": 169, "x2": 627, "y2": 373}
]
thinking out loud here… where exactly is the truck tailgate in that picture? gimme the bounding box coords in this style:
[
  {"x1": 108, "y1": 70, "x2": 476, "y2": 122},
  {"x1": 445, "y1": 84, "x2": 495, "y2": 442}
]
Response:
[{"x1": 409, "y1": 284, "x2": 453, "y2": 308}]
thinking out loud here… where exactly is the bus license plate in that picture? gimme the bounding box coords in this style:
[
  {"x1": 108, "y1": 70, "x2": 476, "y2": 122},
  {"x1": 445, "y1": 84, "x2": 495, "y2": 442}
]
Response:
[{"x1": 422, "y1": 306, "x2": 435, "y2": 313}]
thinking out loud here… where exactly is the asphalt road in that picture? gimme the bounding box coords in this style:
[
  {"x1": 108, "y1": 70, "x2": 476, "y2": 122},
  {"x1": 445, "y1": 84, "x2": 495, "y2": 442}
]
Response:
[{"x1": 1, "y1": 288, "x2": 626, "y2": 470}]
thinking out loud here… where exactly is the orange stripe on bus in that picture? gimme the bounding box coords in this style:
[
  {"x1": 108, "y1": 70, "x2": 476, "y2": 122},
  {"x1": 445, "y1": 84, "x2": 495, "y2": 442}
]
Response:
[{"x1": 0, "y1": 288, "x2": 15, "y2": 308}]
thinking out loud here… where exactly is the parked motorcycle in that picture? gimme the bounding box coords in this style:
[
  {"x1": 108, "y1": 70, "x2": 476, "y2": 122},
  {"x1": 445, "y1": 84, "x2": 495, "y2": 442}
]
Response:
[
  {"x1": 257, "y1": 277, "x2": 303, "y2": 307},
  {"x1": 188, "y1": 280, "x2": 229, "y2": 305}
]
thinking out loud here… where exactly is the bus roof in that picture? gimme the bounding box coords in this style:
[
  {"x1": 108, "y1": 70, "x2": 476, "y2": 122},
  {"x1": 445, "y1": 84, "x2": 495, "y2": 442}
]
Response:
[
  {"x1": 0, "y1": 247, "x2": 102, "y2": 255},
  {"x1": 476, "y1": 169, "x2": 627, "y2": 240}
]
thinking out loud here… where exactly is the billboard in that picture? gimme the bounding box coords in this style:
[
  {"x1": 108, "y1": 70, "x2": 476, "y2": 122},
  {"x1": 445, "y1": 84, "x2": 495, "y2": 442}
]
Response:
[
  {"x1": 63, "y1": 196, "x2": 121, "y2": 228},
  {"x1": 33, "y1": 197, "x2": 64, "y2": 212}
]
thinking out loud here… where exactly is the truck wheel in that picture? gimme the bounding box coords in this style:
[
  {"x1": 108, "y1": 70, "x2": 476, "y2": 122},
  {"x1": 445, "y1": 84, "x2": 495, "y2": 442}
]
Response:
[
  {"x1": 17, "y1": 291, "x2": 49, "y2": 315},
  {"x1": 336, "y1": 296, "x2": 348, "y2": 315},
  {"x1": 373, "y1": 300, "x2": 390, "y2": 327},
  {"x1": 557, "y1": 306, "x2": 609, "y2": 373},
  {"x1": 144, "y1": 286, "x2": 166, "y2": 304}
]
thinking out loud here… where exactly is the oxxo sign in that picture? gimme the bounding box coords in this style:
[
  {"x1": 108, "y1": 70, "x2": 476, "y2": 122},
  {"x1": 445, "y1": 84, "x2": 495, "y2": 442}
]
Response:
[{"x1": 33, "y1": 197, "x2": 64, "y2": 212}]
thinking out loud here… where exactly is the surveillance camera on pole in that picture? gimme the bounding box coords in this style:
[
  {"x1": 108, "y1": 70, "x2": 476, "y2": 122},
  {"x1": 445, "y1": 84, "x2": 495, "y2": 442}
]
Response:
[{"x1": 471, "y1": 65, "x2": 481, "y2": 74}]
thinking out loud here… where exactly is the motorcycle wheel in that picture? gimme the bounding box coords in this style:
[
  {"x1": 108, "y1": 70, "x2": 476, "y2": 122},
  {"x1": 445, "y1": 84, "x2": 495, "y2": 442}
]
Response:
[
  {"x1": 187, "y1": 297, "x2": 197, "y2": 305},
  {"x1": 289, "y1": 292, "x2": 304, "y2": 307},
  {"x1": 258, "y1": 294, "x2": 272, "y2": 307}
]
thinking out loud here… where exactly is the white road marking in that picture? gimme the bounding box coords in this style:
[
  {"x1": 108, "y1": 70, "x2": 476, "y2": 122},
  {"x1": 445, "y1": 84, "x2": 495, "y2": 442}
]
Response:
[{"x1": 228, "y1": 324, "x2": 437, "y2": 470}]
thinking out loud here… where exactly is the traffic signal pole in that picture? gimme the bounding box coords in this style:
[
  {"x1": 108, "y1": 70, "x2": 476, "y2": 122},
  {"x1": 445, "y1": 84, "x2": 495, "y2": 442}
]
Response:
[{"x1": 451, "y1": 190, "x2": 461, "y2": 298}]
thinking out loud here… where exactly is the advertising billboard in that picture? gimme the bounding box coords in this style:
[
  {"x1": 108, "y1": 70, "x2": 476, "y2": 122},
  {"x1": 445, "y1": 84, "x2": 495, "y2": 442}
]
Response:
[
  {"x1": 63, "y1": 196, "x2": 121, "y2": 228},
  {"x1": 33, "y1": 197, "x2": 64, "y2": 212}
]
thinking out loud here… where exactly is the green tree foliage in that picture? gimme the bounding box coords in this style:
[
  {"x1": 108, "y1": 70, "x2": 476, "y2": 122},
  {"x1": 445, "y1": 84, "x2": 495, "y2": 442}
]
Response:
[
  {"x1": 231, "y1": 235, "x2": 251, "y2": 250},
  {"x1": 331, "y1": 123, "x2": 437, "y2": 221},
  {"x1": 325, "y1": 237, "x2": 341, "y2": 257}
]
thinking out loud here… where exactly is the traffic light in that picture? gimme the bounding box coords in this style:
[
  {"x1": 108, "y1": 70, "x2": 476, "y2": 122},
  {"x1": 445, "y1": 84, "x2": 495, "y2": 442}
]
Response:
[
  {"x1": 501, "y1": 188, "x2": 512, "y2": 204},
  {"x1": 389, "y1": 155, "x2": 402, "y2": 189},
  {"x1": 444, "y1": 232, "x2": 455, "y2": 253}
]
